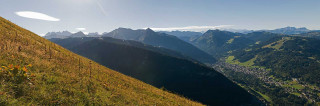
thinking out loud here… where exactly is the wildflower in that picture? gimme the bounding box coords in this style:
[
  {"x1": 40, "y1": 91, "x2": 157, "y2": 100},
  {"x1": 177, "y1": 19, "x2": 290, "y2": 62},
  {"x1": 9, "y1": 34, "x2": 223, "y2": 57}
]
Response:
[
  {"x1": 1, "y1": 66, "x2": 7, "y2": 70},
  {"x1": 22, "y1": 66, "x2": 28, "y2": 72},
  {"x1": 8, "y1": 64, "x2": 13, "y2": 69},
  {"x1": 14, "y1": 65, "x2": 20, "y2": 70},
  {"x1": 30, "y1": 73, "x2": 35, "y2": 77}
]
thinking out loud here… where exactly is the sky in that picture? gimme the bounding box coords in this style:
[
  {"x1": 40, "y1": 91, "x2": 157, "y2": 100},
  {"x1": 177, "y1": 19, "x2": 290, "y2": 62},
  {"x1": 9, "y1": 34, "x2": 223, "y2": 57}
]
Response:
[{"x1": 0, "y1": 0, "x2": 319, "y2": 36}]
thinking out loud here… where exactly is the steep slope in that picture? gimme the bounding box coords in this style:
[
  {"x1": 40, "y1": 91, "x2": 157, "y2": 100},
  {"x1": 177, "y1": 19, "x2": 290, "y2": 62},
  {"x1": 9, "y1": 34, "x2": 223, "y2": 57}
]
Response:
[
  {"x1": 191, "y1": 30, "x2": 254, "y2": 58},
  {"x1": 52, "y1": 37, "x2": 262, "y2": 105},
  {"x1": 0, "y1": 17, "x2": 202, "y2": 105},
  {"x1": 103, "y1": 28, "x2": 216, "y2": 64},
  {"x1": 232, "y1": 36, "x2": 320, "y2": 85}
]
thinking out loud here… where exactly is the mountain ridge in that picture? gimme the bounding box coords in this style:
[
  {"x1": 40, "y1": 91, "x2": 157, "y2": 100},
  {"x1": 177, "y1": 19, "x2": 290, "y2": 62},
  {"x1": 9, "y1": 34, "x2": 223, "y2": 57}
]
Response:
[{"x1": 102, "y1": 28, "x2": 217, "y2": 64}]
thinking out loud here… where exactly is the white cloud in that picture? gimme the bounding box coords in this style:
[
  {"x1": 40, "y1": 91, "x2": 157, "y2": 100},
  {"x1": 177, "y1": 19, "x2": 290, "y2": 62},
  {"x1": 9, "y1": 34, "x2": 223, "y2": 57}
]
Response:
[
  {"x1": 39, "y1": 34, "x2": 45, "y2": 36},
  {"x1": 15, "y1": 11, "x2": 60, "y2": 21},
  {"x1": 76, "y1": 28, "x2": 86, "y2": 31},
  {"x1": 83, "y1": 32, "x2": 89, "y2": 35},
  {"x1": 146, "y1": 25, "x2": 234, "y2": 32}
]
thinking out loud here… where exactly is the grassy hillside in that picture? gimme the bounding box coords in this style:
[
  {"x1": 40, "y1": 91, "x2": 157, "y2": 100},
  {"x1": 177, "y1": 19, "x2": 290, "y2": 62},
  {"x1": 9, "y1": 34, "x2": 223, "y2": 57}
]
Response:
[{"x1": 0, "y1": 17, "x2": 202, "y2": 105}]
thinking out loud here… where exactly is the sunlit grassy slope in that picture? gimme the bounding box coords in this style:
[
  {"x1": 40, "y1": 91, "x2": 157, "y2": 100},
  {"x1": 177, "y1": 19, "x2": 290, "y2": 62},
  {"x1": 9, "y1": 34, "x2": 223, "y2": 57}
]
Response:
[{"x1": 0, "y1": 17, "x2": 202, "y2": 105}]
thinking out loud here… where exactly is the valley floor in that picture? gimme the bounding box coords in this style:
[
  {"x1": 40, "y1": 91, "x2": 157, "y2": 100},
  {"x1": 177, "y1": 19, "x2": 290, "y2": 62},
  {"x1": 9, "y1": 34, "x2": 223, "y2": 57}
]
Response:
[{"x1": 212, "y1": 61, "x2": 320, "y2": 105}]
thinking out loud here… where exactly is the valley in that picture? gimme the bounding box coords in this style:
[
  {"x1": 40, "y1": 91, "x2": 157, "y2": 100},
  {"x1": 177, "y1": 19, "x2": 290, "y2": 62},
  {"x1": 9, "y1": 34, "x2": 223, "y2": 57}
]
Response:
[{"x1": 213, "y1": 61, "x2": 320, "y2": 105}]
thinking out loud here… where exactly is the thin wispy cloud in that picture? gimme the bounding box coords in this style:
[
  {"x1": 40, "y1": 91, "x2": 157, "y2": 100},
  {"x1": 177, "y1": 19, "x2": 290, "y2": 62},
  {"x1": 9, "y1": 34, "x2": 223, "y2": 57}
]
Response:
[
  {"x1": 147, "y1": 25, "x2": 234, "y2": 32},
  {"x1": 75, "y1": 28, "x2": 86, "y2": 31},
  {"x1": 95, "y1": 0, "x2": 108, "y2": 17},
  {"x1": 15, "y1": 11, "x2": 60, "y2": 21}
]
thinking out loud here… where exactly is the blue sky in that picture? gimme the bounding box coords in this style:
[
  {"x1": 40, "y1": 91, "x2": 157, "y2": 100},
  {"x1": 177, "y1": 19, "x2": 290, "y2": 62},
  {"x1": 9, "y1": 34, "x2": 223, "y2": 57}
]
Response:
[{"x1": 0, "y1": 0, "x2": 319, "y2": 36}]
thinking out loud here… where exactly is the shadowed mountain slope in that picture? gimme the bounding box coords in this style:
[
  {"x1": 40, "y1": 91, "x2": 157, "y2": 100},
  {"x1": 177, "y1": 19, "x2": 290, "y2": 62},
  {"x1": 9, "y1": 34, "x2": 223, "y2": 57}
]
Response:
[
  {"x1": 51, "y1": 37, "x2": 262, "y2": 105},
  {"x1": 103, "y1": 28, "x2": 216, "y2": 64}
]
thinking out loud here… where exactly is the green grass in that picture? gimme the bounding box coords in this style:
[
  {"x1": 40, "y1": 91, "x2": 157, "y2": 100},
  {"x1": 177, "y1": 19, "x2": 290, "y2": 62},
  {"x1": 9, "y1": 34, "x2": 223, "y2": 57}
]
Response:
[
  {"x1": 255, "y1": 41, "x2": 261, "y2": 44},
  {"x1": 225, "y1": 56, "x2": 236, "y2": 64},
  {"x1": 262, "y1": 37, "x2": 292, "y2": 50},
  {"x1": 308, "y1": 57, "x2": 316, "y2": 60},
  {"x1": 292, "y1": 84, "x2": 305, "y2": 89},
  {"x1": 238, "y1": 56, "x2": 257, "y2": 66},
  {"x1": 291, "y1": 92, "x2": 301, "y2": 97},
  {"x1": 227, "y1": 38, "x2": 234, "y2": 44},
  {"x1": 225, "y1": 56, "x2": 263, "y2": 69},
  {"x1": 245, "y1": 49, "x2": 252, "y2": 52},
  {"x1": 283, "y1": 80, "x2": 305, "y2": 90},
  {"x1": 250, "y1": 89, "x2": 272, "y2": 102},
  {"x1": 257, "y1": 92, "x2": 272, "y2": 102}
]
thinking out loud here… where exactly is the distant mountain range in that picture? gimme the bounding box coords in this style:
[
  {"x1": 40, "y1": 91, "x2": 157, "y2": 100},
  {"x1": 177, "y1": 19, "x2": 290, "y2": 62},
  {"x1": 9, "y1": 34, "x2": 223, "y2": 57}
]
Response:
[
  {"x1": 44, "y1": 31, "x2": 72, "y2": 39},
  {"x1": 43, "y1": 26, "x2": 320, "y2": 40},
  {"x1": 44, "y1": 28, "x2": 216, "y2": 64},
  {"x1": 262, "y1": 27, "x2": 312, "y2": 35},
  {"x1": 102, "y1": 28, "x2": 216, "y2": 64},
  {"x1": 223, "y1": 27, "x2": 319, "y2": 35},
  {"x1": 158, "y1": 31, "x2": 202, "y2": 43},
  {"x1": 43, "y1": 31, "x2": 101, "y2": 39}
]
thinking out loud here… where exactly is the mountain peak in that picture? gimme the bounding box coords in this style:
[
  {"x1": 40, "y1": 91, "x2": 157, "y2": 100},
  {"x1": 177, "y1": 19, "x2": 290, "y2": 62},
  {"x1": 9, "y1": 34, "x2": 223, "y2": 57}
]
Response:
[
  {"x1": 69, "y1": 31, "x2": 86, "y2": 38},
  {"x1": 44, "y1": 31, "x2": 72, "y2": 36},
  {"x1": 75, "y1": 31, "x2": 85, "y2": 34},
  {"x1": 279, "y1": 26, "x2": 309, "y2": 31},
  {"x1": 115, "y1": 27, "x2": 132, "y2": 31},
  {"x1": 145, "y1": 28, "x2": 155, "y2": 33}
]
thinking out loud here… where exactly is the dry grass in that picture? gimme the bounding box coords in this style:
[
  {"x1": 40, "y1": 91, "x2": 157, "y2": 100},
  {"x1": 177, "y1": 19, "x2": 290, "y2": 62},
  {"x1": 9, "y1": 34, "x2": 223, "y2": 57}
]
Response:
[{"x1": 0, "y1": 17, "x2": 202, "y2": 105}]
